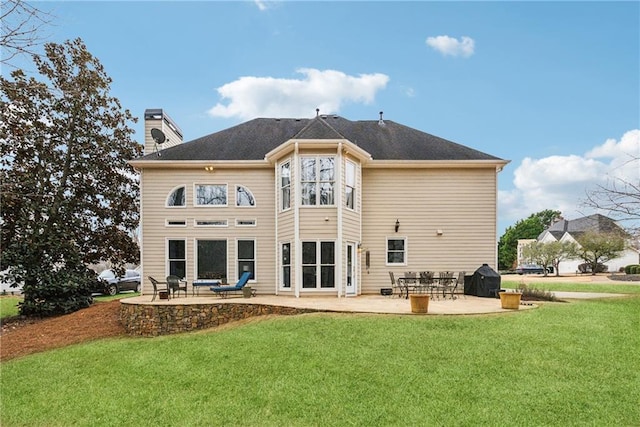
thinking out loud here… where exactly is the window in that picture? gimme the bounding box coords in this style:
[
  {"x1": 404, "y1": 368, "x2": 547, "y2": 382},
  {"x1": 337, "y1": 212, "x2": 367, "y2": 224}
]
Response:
[
  {"x1": 167, "y1": 186, "x2": 186, "y2": 207},
  {"x1": 236, "y1": 185, "x2": 255, "y2": 207},
  {"x1": 387, "y1": 238, "x2": 406, "y2": 265},
  {"x1": 168, "y1": 239, "x2": 186, "y2": 278},
  {"x1": 302, "y1": 241, "x2": 335, "y2": 289},
  {"x1": 195, "y1": 220, "x2": 227, "y2": 227},
  {"x1": 236, "y1": 219, "x2": 256, "y2": 227},
  {"x1": 195, "y1": 184, "x2": 227, "y2": 206},
  {"x1": 166, "y1": 220, "x2": 186, "y2": 227},
  {"x1": 281, "y1": 242, "x2": 291, "y2": 288},
  {"x1": 301, "y1": 157, "x2": 334, "y2": 206},
  {"x1": 196, "y1": 240, "x2": 227, "y2": 280},
  {"x1": 345, "y1": 160, "x2": 356, "y2": 210},
  {"x1": 280, "y1": 161, "x2": 291, "y2": 210},
  {"x1": 237, "y1": 239, "x2": 255, "y2": 281}
]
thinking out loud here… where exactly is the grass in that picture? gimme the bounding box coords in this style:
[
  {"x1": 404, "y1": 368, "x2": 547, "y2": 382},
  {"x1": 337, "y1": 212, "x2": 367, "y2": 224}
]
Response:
[
  {"x1": 0, "y1": 296, "x2": 21, "y2": 319},
  {"x1": 2, "y1": 295, "x2": 639, "y2": 426},
  {"x1": 501, "y1": 280, "x2": 640, "y2": 295}
]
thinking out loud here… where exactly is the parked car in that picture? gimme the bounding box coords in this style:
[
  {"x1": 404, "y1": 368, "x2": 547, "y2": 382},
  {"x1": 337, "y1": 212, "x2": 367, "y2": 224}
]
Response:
[
  {"x1": 91, "y1": 269, "x2": 141, "y2": 295},
  {"x1": 516, "y1": 264, "x2": 547, "y2": 275}
]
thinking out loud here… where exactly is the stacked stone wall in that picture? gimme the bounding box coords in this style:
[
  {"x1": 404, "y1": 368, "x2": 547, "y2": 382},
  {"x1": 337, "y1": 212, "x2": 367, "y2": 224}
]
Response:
[{"x1": 120, "y1": 302, "x2": 317, "y2": 337}]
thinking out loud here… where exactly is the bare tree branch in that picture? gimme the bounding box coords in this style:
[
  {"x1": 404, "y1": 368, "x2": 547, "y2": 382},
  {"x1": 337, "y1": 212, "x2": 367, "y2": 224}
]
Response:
[{"x1": 1, "y1": 0, "x2": 54, "y2": 67}]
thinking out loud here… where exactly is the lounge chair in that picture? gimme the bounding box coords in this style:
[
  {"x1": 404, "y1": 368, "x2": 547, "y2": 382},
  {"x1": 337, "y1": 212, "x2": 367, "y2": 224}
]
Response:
[{"x1": 210, "y1": 271, "x2": 253, "y2": 298}]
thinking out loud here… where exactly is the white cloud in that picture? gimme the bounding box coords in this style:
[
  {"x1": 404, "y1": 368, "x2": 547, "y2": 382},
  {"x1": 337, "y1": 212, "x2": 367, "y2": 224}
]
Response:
[
  {"x1": 254, "y1": 1, "x2": 268, "y2": 11},
  {"x1": 208, "y1": 68, "x2": 390, "y2": 120},
  {"x1": 499, "y1": 130, "x2": 640, "y2": 230},
  {"x1": 426, "y1": 35, "x2": 475, "y2": 57}
]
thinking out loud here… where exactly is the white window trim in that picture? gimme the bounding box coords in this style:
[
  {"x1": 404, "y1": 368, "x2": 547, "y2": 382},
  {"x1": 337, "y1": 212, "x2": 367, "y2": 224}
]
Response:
[
  {"x1": 300, "y1": 156, "x2": 336, "y2": 207},
  {"x1": 194, "y1": 219, "x2": 228, "y2": 227},
  {"x1": 280, "y1": 160, "x2": 292, "y2": 212},
  {"x1": 165, "y1": 219, "x2": 187, "y2": 227},
  {"x1": 301, "y1": 240, "x2": 336, "y2": 290},
  {"x1": 280, "y1": 241, "x2": 291, "y2": 290},
  {"x1": 236, "y1": 238, "x2": 257, "y2": 282},
  {"x1": 166, "y1": 238, "x2": 187, "y2": 279},
  {"x1": 165, "y1": 185, "x2": 187, "y2": 208},
  {"x1": 194, "y1": 183, "x2": 228, "y2": 207},
  {"x1": 386, "y1": 236, "x2": 408, "y2": 266},
  {"x1": 236, "y1": 184, "x2": 256, "y2": 208},
  {"x1": 235, "y1": 219, "x2": 257, "y2": 227}
]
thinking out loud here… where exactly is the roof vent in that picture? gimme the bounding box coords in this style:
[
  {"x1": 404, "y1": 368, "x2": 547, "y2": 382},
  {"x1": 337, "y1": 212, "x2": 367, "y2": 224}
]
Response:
[
  {"x1": 316, "y1": 108, "x2": 320, "y2": 117},
  {"x1": 378, "y1": 111, "x2": 385, "y2": 127}
]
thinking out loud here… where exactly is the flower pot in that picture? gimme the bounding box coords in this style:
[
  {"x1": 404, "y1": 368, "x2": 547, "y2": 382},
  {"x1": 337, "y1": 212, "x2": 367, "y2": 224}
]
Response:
[
  {"x1": 410, "y1": 294, "x2": 430, "y2": 313},
  {"x1": 499, "y1": 292, "x2": 522, "y2": 309}
]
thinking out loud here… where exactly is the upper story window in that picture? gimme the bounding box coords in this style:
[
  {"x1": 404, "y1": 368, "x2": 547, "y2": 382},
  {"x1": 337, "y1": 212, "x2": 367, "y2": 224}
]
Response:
[
  {"x1": 280, "y1": 161, "x2": 291, "y2": 211},
  {"x1": 301, "y1": 156, "x2": 334, "y2": 206},
  {"x1": 236, "y1": 185, "x2": 255, "y2": 207},
  {"x1": 345, "y1": 160, "x2": 356, "y2": 210},
  {"x1": 166, "y1": 186, "x2": 186, "y2": 207},
  {"x1": 195, "y1": 184, "x2": 227, "y2": 206}
]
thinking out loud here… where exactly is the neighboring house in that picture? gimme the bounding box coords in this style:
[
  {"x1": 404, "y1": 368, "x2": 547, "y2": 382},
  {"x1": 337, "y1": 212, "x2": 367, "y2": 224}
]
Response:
[
  {"x1": 533, "y1": 214, "x2": 639, "y2": 274},
  {"x1": 130, "y1": 109, "x2": 509, "y2": 297}
]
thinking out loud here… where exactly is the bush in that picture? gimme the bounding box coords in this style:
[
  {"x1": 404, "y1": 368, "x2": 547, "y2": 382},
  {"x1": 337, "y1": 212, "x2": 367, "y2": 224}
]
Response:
[
  {"x1": 578, "y1": 263, "x2": 608, "y2": 274},
  {"x1": 624, "y1": 264, "x2": 640, "y2": 274},
  {"x1": 19, "y1": 268, "x2": 94, "y2": 317}
]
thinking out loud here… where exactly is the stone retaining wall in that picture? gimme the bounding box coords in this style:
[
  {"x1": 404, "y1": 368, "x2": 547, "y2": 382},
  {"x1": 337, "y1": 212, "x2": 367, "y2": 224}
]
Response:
[{"x1": 120, "y1": 302, "x2": 318, "y2": 337}]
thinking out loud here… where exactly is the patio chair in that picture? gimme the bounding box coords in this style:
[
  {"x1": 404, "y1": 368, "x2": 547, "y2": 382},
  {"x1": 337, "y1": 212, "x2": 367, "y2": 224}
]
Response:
[
  {"x1": 388, "y1": 272, "x2": 405, "y2": 298},
  {"x1": 209, "y1": 271, "x2": 253, "y2": 298},
  {"x1": 451, "y1": 271, "x2": 466, "y2": 299},
  {"x1": 167, "y1": 275, "x2": 187, "y2": 298},
  {"x1": 404, "y1": 271, "x2": 418, "y2": 295},
  {"x1": 148, "y1": 276, "x2": 169, "y2": 301},
  {"x1": 437, "y1": 271, "x2": 456, "y2": 299},
  {"x1": 419, "y1": 271, "x2": 436, "y2": 297}
]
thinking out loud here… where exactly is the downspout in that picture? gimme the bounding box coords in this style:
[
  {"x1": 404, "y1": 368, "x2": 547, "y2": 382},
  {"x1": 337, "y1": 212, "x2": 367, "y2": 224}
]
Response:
[
  {"x1": 294, "y1": 143, "x2": 300, "y2": 298},
  {"x1": 274, "y1": 161, "x2": 279, "y2": 296},
  {"x1": 336, "y1": 143, "x2": 343, "y2": 298}
]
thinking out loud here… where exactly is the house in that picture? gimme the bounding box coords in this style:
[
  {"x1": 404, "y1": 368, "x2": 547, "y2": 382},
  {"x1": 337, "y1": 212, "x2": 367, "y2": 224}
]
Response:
[
  {"x1": 130, "y1": 109, "x2": 509, "y2": 297},
  {"x1": 533, "y1": 214, "x2": 639, "y2": 274}
]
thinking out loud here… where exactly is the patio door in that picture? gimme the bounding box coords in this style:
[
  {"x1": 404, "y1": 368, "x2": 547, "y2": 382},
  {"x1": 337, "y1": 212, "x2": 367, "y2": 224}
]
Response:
[{"x1": 346, "y1": 243, "x2": 356, "y2": 296}]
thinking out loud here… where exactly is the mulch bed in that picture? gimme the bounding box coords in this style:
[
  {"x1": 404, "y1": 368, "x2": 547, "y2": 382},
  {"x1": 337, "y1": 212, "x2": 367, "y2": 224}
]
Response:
[{"x1": 0, "y1": 300, "x2": 125, "y2": 362}]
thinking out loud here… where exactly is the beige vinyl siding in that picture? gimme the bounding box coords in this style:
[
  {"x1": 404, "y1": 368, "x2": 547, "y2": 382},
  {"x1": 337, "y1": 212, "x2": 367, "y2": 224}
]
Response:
[
  {"x1": 360, "y1": 167, "x2": 498, "y2": 294},
  {"x1": 140, "y1": 167, "x2": 276, "y2": 295}
]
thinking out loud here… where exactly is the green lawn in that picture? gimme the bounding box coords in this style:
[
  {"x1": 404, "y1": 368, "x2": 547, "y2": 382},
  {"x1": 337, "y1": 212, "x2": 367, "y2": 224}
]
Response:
[
  {"x1": 502, "y1": 280, "x2": 640, "y2": 295},
  {"x1": 0, "y1": 296, "x2": 21, "y2": 319},
  {"x1": 2, "y1": 295, "x2": 639, "y2": 426}
]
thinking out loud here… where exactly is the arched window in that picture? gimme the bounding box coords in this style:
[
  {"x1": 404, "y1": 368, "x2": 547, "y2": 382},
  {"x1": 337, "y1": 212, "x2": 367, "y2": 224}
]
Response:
[
  {"x1": 166, "y1": 186, "x2": 186, "y2": 207},
  {"x1": 236, "y1": 185, "x2": 255, "y2": 207}
]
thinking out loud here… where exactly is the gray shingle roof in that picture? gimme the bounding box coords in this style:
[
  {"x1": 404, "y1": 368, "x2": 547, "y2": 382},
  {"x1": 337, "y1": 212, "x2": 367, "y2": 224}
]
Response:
[
  {"x1": 541, "y1": 213, "x2": 627, "y2": 240},
  {"x1": 139, "y1": 115, "x2": 503, "y2": 162}
]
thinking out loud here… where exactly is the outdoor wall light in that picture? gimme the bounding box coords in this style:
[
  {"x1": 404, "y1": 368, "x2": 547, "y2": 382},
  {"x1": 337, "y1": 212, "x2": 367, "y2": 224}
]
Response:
[
  {"x1": 395, "y1": 219, "x2": 400, "y2": 232},
  {"x1": 204, "y1": 166, "x2": 214, "y2": 172}
]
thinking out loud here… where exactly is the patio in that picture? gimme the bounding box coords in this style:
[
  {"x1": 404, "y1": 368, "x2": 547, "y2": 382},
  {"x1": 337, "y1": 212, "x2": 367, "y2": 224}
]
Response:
[{"x1": 119, "y1": 293, "x2": 538, "y2": 336}]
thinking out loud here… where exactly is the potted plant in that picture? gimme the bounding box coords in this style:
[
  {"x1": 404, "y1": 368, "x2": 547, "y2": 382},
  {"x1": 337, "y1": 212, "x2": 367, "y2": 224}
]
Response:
[
  {"x1": 409, "y1": 287, "x2": 430, "y2": 313},
  {"x1": 499, "y1": 284, "x2": 522, "y2": 310}
]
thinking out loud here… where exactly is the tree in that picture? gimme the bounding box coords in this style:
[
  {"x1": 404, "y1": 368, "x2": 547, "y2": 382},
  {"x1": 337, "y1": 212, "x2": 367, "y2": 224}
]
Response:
[
  {"x1": 584, "y1": 153, "x2": 640, "y2": 232},
  {"x1": 521, "y1": 241, "x2": 578, "y2": 277},
  {"x1": 0, "y1": 38, "x2": 142, "y2": 316},
  {"x1": 498, "y1": 209, "x2": 562, "y2": 270},
  {"x1": 1, "y1": 0, "x2": 53, "y2": 67},
  {"x1": 574, "y1": 231, "x2": 626, "y2": 275}
]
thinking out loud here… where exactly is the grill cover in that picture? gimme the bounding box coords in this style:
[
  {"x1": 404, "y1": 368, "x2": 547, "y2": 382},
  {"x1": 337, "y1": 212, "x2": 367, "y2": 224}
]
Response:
[{"x1": 464, "y1": 264, "x2": 501, "y2": 297}]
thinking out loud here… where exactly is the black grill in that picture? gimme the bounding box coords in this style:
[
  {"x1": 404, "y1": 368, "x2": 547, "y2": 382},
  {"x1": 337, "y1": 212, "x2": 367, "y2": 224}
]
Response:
[{"x1": 464, "y1": 264, "x2": 501, "y2": 298}]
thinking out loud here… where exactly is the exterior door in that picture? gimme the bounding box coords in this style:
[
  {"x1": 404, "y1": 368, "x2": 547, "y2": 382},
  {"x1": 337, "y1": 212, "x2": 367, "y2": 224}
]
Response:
[{"x1": 346, "y1": 243, "x2": 356, "y2": 296}]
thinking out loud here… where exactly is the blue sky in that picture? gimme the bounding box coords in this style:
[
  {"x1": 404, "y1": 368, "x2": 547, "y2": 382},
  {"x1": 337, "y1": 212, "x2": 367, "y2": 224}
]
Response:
[{"x1": 10, "y1": 1, "x2": 640, "y2": 235}]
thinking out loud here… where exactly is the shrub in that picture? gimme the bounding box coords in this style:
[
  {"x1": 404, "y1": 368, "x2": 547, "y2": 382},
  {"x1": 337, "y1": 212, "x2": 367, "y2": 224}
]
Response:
[{"x1": 625, "y1": 264, "x2": 640, "y2": 274}]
